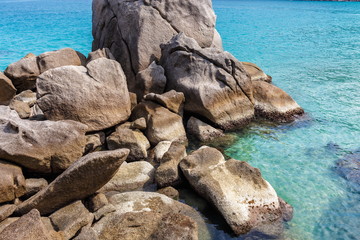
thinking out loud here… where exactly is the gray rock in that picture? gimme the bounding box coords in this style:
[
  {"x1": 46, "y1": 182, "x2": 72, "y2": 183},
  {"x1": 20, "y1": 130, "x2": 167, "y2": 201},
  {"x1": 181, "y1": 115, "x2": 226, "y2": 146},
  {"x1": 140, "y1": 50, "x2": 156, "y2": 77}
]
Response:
[
  {"x1": 29, "y1": 104, "x2": 45, "y2": 120},
  {"x1": 0, "y1": 217, "x2": 19, "y2": 234},
  {"x1": 73, "y1": 226, "x2": 98, "y2": 240},
  {"x1": 93, "y1": 204, "x2": 116, "y2": 221},
  {"x1": 242, "y1": 62, "x2": 272, "y2": 83},
  {"x1": 50, "y1": 201, "x2": 94, "y2": 240},
  {"x1": 160, "y1": 33, "x2": 255, "y2": 130},
  {"x1": 99, "y1": 161, "x2": 155, "y2": 193},
  {"x1": 252, "y1": 80, "x2": 304, "y2": 122},
  {"x1": 135, "y1": 61, "x2": 167, "y2": 99},
  {"x1": 180, "y1": 146, "x2": 285, "y2": 236},
  {"x1": 0, "y1": 72, "x2": 16, "y2": 105},
  {"x1": 211, "y1": 29, "x2": 223, "y2": 50},
  {"x1": 92, "y1": 0, "x2": 216, "y2": 91},
  {"x1": 0, "y1": 106, "x2": 87, "y2": 173},
  {"x1": 0, "y1": 204, "x2": 16, "y2": 222},
  {"x1": 4, "y1": 53, "x2": 40, "y2": 92},
  {"x1": 155, "y1": 141, "x2": 187, "y2": 188},
  {"x1": 36, "y1": 58, "x2": 131, "y2": 131},
  {"x1": 86, "y1": 48, "x2": 115, "y2": 64},
  {"x1": 23, "y1": 178, "x2": 48, "y2": 199},
  {"x1": 187, "y1": 117, "x2": 225, "y2": 142},
  {"x1": 0, "y1": 160, "x2": 26, "y2": 203},
  {"x1": 131, "y1": 101, "x2": 187, "y2": 145},
  {"x1": 37, "y1": 48, "x2": 85, "y2": 73},
  {"x1": 0, "y1": 209, "x2": 63, "y2": 240},
  {"x1": 92, "y1": 191, "x2": 210, "y2": 240},
  {"x1": 144, "y1": 90, "x2": 185, "y2": 115},
  {"x1": 85, "y1": 132, "x2": 106, "y2": 154},
  {"x1": 9, "y1": 100, "x2": 31, "y2": 119},
  {"x1": 15, "y1": 149, "x2": 129, "y2": 216}
]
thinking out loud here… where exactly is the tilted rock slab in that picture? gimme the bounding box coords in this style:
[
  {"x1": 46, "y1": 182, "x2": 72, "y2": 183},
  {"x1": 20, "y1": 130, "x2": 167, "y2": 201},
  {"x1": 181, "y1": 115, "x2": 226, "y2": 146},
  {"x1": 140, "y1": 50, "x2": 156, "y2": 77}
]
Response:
[
  {"x1": 0, "y1": 106, "x2": 87, "y2": 173},
  {"x1": 37, "y1": 58, "x2": 131, "y2": 131},
  {"x1": 92, "y1": 0, "x2": 216, "y2": 91},
  {"x1": 161, "y1": 33, "x2": 255, "y2": 130},
  {"x1": 180, "y1": 146, "x2": 283, "y2": 235},
  {"x1": 15, "y1": 149, "x2": 129, "y2": 216}
]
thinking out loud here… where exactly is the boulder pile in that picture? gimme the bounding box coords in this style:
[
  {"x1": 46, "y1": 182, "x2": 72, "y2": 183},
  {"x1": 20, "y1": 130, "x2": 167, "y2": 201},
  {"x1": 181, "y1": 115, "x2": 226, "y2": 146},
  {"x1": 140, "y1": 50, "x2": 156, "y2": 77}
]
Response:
[{"x1": 0, "y1": 0, "x2": 302, "y2": 239}]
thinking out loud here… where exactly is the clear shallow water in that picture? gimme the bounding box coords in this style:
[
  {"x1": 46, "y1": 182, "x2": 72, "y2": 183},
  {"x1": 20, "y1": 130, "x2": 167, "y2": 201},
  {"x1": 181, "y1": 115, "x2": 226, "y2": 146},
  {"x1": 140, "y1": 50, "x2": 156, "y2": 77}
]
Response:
[{"x1": 0, "y1": 0, "x2": 359, "y2": 239}]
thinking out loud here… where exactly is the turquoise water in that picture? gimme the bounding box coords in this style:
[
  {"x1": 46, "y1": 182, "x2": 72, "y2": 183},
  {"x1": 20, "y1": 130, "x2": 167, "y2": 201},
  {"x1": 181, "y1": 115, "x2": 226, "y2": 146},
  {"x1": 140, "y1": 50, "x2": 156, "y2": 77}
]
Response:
[{"x1": 1, "y1": 0, "x2": 359, "y2": 239}]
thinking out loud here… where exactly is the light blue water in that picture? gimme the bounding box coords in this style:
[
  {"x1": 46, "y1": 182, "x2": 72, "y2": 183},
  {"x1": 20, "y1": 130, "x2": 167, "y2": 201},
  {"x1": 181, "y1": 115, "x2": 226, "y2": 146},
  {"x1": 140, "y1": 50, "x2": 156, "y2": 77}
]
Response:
[{"x1": 0, "y1": 0, "x2": 359, "y2": 239}]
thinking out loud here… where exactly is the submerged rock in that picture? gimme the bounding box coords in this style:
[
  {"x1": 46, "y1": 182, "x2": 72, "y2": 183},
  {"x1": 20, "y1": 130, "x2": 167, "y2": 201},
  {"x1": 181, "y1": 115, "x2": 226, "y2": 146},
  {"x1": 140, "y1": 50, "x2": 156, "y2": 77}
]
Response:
[
  {"x1": 36, "y1": 58, "x2": 131, "y2": 131},
  {"x1": 15, "y1": 149, "x2": 129, "y2": 216},
  {"x1": 0, "y1": 72, "x2": 16, "y2": 105},
  {"x1": 335, "y1": 149, "x2": 360, "y2": 192},
  {"x1": 0, "y1": 106, "x2": 87, "y2": 173},
  {"x1": 180, "y1": 146, "x2": 288, "y2": 236}
]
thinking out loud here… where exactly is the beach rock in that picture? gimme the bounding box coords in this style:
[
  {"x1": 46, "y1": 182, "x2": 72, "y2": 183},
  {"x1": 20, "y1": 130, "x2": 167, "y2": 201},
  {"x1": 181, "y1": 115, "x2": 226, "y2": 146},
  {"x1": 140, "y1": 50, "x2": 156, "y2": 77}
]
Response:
[
  {"x1": 0, "y1": 218, "x2": 18, "y2": 233},
  {"x1": 93, "y1": 204, "x2": 116, "y2": 221},
  {"x1": 211, "y1": 29, "x2": 223, "y2": 50},
  {"x1": 86, "y1": 48, "x2": 115, "y2": 64},
  {"x1": 252, "y1": 80, "x2": 304, "y2": 122},
  {"x1": 86, "y1": 193, "x2": 108, "y2": 212},
  {"x1": 131, "y1": 101, "x2": 187, "y2": 145},
  {"x1": 0, "y1": 160, "x2": 26, "y2": 203},
  {"x1": 144, "y1": 90, "x2": 185, "y2": 115},
  {"x1": 180, "y1": 146, "x2": 284, "y2": 235},
  {"x1": 37, "y1": 48, "x2": 85, "y2": 73},
  {"x1": 187, "y1": 117, "x2": 225, "y2": 142},
  {"x1": 92, "y1": 0, "x2": 216, "y2": 91},
  {"x1": 36, "y1": 58, "x2": 131, "y2": 131},
  {"x1": 9, "y1": 100, "x2": 31, "y2": 119},
  {"x1": 23, "y1": 178, "x2": 48, "y2": 199},
  {"x1": 29, "y1": 104, "x2": 45, "y2": 120},
  {"x1": 0, "y1": 106, "x2": 87, "y2": 173},
  {"x1": 135, "y1": 61, "x2": 167, "y2": 99},
  {"x1": 92, "y1": 191, "x2": 209, "y2": 240},
  {"x1": 161, "y1": 33, "x2": 254, "y2": 130},
  {"x1": 157, "y1": 186, "x2": 179, "y2": 200},
  {"x1": 0, "y1": 72, "x2": 16, "y2": 105},
  {"x1": 73, "y1": 227, "x2": 98, "y2": 240},
  {"x1": 152, "y1": 141, "x2": 172, "y2": 163},
  {"x1": 85, "y1": 132, "x2": 106, "y2": 154},
  {"x1": 107, "y1": 128, "x2": 150, "y2": 161},
  {"x1": 131, "y1": 118, "x2": 147, "y2": 130},
  {"x1": 335, "y1": 149, "x2": 360, "y2": 192},
  {"x1": 100, "y1": 161, "x2": 155, "y2": 193},
  {"x1": 15, "y1": 149, "x2": 129, "y2": 216},
  {"x1": 0, "y1": 209, "x2": 62, "y2": 240},
  {"x1": 155, "y1": 142, "x2": 187, "y2": 188},
  {"x1": 50, "y1": 201, "x2": 94, "y2": 240},
  {"x1": 242, "y1": 62, "x2": 272, "y2": 83},
  {"x1": 13, "y1": 90, "x2": 37, "y2": 107},
  {"x1": 0, "y1": 204, "x2": 16, "y2": 222},
  {"x1": 4, "y1": 53, "x2": 40, "y2": 92}
]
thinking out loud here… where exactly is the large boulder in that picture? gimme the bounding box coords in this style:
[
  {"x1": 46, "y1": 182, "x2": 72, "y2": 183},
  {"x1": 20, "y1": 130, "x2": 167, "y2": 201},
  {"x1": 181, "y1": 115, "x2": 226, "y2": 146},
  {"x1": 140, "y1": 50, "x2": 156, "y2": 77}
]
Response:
[
  {"x1": 180, "y1": 146, "x2": 289, "y2": 236},
  {"x1": 0, "y1": 160, "x2": 26, "y2": 203},
  {"x1": 15, "y1": 149, "x2": 129, "y2": 216},
  {"x1": 36, "y1": 58, "x2": 131, "y2": 131},
  {"x1": 242, "y1": 62, "x2": 272, "y2": 83},
  {"x1": 131, "y1": 101, "x2": 187, "y2": 145},
  {"x1": 0, "y1": 72, "x2": 16, "y2": 105},
  {"x1": 186, "y1": 117, "x2": 225, "y2": 142},
  {"x1": 144, "y1": 90, "x2": 185, "y2": 115},
  {"x1": 160, "y1": 33, "x2": 255, "y2": 130},
  {"x1": 92, "y1": 191, "x2": 210, "y2": 240},
  {"x1": 92, "y1": 0, "x2": 216, "y2": 91},
  {"x1": 252, "y1": 80, "x2": 304, "y2": 122},
  {"x1": 0, "y1": 106, "x2": 87, "y2": 173}
]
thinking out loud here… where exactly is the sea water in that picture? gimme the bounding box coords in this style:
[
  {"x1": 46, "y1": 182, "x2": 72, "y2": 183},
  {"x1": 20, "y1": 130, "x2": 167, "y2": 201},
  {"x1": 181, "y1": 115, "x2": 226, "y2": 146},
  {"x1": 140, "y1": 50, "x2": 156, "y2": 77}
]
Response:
[{"x1": 0, "y1": 0, "x2": 359, "y2": 239}]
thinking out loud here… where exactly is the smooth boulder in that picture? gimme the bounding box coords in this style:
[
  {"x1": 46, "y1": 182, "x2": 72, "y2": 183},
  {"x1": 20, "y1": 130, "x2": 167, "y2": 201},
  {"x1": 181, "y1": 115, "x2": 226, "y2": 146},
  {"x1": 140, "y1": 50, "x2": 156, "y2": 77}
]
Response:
[
  {"x1": 242, "y1": 62, "x2": 272, "y2": 83},
  {"x1": 15, "y1": 149, "x2": 129, "y2": 215},
  {"x1": 0, "y1": 106, "x2": 87, "y2": 173},
  {"x1": 37, "y1": 58, "x2": 131, "y2": 131}
]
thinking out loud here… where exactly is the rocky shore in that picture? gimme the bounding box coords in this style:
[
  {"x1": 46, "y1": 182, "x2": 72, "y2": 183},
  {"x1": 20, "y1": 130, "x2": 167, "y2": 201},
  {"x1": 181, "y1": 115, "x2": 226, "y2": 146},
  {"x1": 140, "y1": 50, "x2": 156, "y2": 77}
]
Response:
[{"x1": 0, "y1": 0, "x2": 303, "y2": 239}]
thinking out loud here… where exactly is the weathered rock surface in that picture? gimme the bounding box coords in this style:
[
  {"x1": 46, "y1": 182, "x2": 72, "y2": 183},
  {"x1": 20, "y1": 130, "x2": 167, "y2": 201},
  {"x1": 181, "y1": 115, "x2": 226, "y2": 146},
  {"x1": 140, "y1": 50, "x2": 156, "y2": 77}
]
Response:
[
  {"x1": 161, "y1": 33, "x2": 254, "y2": 130},
  {"x1": 144, "y1": 90, "x2": 185, "y2": 115},
  {"x1": 100, "y1": 161, "x2": 155, "y2": 193},
  {"x1": 157, "y1": 186, "x2": 179, "y2": 200},
  {"x1": 0, "y1": 217, "x2": 18, "y2": 233},
  {"x1": 0, "y1": 160, "x2": 26, "y2": 203},
  {"x1": 242, "y1": 62, "x2": 272, "y2": 83},
  {"x1": 23, "y1": 178, "x2": 48, "y2": 199},
  {"x1": 86, "y1": 193, "x2": 109, "y2": 212},
  {"x1": 36, "y1": 58, "x2": 131, "y2": 131},
  {"x1": 9, "y1": 100, "x2": 31, "y2": 119},
  {"x1": 135, "y1": 61, "x2": 167, "y2": 99},
  {"x1": 15, "y1": 149, "x2": 129, "y2": 216},
  {"x1": 92, "y1": 191, "x2": 210, "y2": 240},
  {"x1": 37, "y1": 48, "x2": 85, "y2": 73},
  {"x1": 252, "y1": 80, "x2": 304, "y2": 122},
  {"x1": 107, "y1": 128, "x2": 150, "y2": 161},
  {"x1": 86, "y1": 48, "x2": 115, "y2": 64},
  {"x1": 187, "y1": 117, "x2": 225, "y2": 142},
  {"x1": 73, "y1": 227, "x2": 98, "y2": 240},
  {"x1": 0, "y1": 209, "x2": 62, "y2": 240},
  {"x1": 13, "y1": 90, "x2": 37, "y2": 107},
  {"x1": 50, "y1": 201, "x2": 94, "y2": 240},
  {"x1": 0, "y1": 106, "x2": 87, "y2": 173},
  {"x1": 131, "y1": 101, "x2": 187, "y2": 145},
  {"x1": 155, "y1": 141, "x2": 187, "y2": 188},
  {"x1": 4, "y1": 53, "x2": 40, "y2": 92},
  {"x1": 180, "y1": 146, "x2": 286, "y2": 235},
  {"x1": 152, "y1": 141, "x2": 172, "y2": 163},
  {"x1": 92, "y1": 0, "x2": 216, "y2": 91},
  {"x1": 0, "y1": 72, "x2": 16, "y2": 105},
  {"x1": 85, "y1": 132, "x2": 106, "y2": 154},
  {"x1": 0, "y1": 204, "x2": 16, "y2": 222}
]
